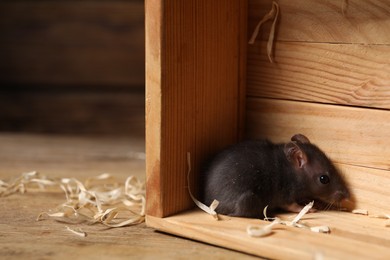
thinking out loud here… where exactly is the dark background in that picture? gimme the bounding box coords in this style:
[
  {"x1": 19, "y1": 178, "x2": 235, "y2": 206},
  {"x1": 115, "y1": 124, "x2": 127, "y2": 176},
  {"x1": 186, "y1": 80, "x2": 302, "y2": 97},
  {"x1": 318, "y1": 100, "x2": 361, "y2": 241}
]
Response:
[{"x1": 0, "y1": 0, "x2": 145, "y2": 137}]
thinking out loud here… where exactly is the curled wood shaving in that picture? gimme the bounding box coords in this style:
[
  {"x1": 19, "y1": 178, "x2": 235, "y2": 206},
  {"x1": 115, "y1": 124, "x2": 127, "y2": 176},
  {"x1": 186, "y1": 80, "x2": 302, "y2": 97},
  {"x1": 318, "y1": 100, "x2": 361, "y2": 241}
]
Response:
[
  {"x1": 84, "y1": 173, "x2": 117, "y2": 189},
  {"x1": 352, "y1": 209, "x2": 368, "y2": 215},
  {"x1": 248, "y1": 1, "x2": 280, "y2": 63},
  {"x1": 1, "y1": 171, "x2": 145, "y2": 228},
  {"x1": 186, "y1": 152, "x2": 219, "y2": 220},
  {"x1": 247, "y1": 218, "x2": 281, "y2": 237},
  {"x1": 263, "y1": 205, "x2": 271, "y2": 221},
  {"x1": 0, "y1": 171, "x2": 57, "y2": 196},
  {"x1": 248, "y1": 201, "x2": 330, "y2": 237},
  {"x1": 292, "y1": 201, "x2": 314, "y2": 224}
]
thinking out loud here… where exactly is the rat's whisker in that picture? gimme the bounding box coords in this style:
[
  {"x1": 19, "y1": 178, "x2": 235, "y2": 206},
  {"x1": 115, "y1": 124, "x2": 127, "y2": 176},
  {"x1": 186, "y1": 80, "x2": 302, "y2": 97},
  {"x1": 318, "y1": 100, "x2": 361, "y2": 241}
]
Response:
[
  {"x1": 324, "y1": 203, "x2": 329, "y2": 211},
  {"x1": 325, "y1": 201, "x2": 334, "y2": 211},
  {"x1": 317, "y1": 200, "x2": 327, "y2": 211}
]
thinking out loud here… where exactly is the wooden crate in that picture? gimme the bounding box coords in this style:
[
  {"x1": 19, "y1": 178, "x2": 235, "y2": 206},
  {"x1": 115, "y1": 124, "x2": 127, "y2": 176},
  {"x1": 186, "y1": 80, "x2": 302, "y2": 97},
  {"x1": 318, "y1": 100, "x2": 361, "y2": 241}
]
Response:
[{"x1": 145, "y1": 0, "x2": 390, "y2": 258}]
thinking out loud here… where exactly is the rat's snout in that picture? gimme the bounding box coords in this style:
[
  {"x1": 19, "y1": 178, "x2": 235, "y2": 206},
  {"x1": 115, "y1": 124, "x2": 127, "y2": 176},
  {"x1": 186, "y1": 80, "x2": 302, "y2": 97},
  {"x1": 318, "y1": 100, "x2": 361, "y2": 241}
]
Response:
[{"x1": 332, "y1": 189, "x2": 350, "y2": 202}]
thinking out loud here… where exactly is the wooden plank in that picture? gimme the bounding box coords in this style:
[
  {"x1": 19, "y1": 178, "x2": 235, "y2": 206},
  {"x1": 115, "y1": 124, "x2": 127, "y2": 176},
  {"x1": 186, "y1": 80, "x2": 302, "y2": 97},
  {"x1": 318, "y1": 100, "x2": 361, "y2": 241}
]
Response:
[
  {"x1": 145, "y1": 0, "x2": 164, "y2": 218},
  {"x1": 245, "y1": 98, "x2": 390, "y2": 170},
  {"x1": 147, "y1": 209, "x2": 390, "y2": 259},
  {"x1": 247, "y1": 41, "x2": 390, "y2": 109},
  {"x1": 0, "y1": 1, "x2": 144, "y2": 86},
  {"x1": 248, "y1": 0, "x2": 390, "y2": 44},
  {"x1": 281, "y1": 209, "x2": 390, "y2": 248},
  {"x1": 145, "y1": 0, "x2": 247, "y2": 217},
  {"x1": 337, "y1": 163, "x2": 389, "y2": 214},
  {"x1": 0, "y1": 90, "x2": 145, "y2": 136}
]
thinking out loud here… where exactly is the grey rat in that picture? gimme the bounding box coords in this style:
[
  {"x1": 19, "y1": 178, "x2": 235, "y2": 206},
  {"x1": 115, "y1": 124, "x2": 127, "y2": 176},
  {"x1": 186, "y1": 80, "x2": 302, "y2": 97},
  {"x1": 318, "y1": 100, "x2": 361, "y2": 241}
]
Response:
[{"x1": 200, "y1": 134, "x2": 350, "y2": 218}]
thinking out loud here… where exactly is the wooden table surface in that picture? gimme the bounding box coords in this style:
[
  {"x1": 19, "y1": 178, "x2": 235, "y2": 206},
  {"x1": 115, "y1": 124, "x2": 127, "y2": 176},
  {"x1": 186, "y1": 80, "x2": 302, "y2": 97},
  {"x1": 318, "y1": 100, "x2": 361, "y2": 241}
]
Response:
[{"x1": 0, "y1": 133, "x2": 259, "y2": 259}]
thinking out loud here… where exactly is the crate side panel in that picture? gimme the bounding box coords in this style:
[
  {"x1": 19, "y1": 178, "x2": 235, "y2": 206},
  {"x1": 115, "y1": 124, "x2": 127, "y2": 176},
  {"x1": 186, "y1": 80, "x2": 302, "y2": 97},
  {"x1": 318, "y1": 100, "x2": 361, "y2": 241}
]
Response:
[
  {"x1": 146, "y1": 0, "x2": 247, "y2": 217},
  {"x1": 337, "y1": 163, "x2": 390, "y2": 214},
  {"x1": 246, "y1": 98, "x2": 390, "y2": 171},
  {"x1": 247, "y1": 41, "x2": 390, "y2": 110},
  {"x1": 145, "y1": 0, "x2": 164, "y2": 216},
  {"x1": 248, "y1": 0, "x2": 390, "y2": 45}
]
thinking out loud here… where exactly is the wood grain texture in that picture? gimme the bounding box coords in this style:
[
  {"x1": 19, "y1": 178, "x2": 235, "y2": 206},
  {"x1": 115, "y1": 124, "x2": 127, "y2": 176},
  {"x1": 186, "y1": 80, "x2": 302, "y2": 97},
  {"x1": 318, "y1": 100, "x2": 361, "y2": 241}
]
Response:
[
  {"x1": 247, "y1": 41, "x2": 390, "y2": 109},
  {"x1": 145, "y1": 0, "x2": 163, "y2": 218},
  {"x1": 249, "y1": 0, "x2": 390, "y2": 44},
  {"x1": 246, "y1": 97, "x2": 390, "y2": 170},
  {"x1": 145, "y1": 0, "x2": 247, "y2": 217},
  {"x1": 147, "y1": 209, "x2": 390, "y2": 259},
  {"x1": 0, "y1": 90, "x2": 145, "y2": 136},
  {"x1": 0, "y1": 1, "x2": 144, "y2": 86},
  {"x1": 337, "y1": 163, "x2": 390, "y2": 214},
  {"x1": 0, "y1": 134, "x2": 259, "y2": 260},
  {"x1": 0, "y1": 134, "x2": 146, "y2": 180}
]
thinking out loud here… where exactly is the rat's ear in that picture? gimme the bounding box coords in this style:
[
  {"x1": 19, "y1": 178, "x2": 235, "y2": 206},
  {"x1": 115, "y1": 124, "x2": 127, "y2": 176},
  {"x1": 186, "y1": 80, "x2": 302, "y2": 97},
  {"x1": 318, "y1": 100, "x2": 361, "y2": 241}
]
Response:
[
  {"x1": 291, "y1": 134, "x2": 311, "y2": 144},
  {"x1": 284, "y1": 142, "x2": 308, "y2": 168}
]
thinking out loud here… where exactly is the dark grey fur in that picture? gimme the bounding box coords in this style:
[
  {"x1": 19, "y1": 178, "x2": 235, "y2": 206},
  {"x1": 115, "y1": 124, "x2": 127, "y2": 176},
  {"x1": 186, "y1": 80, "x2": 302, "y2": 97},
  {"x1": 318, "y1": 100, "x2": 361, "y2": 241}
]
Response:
[{"x1": 200, "y1": 134, "x2": 350, "y2": 218}]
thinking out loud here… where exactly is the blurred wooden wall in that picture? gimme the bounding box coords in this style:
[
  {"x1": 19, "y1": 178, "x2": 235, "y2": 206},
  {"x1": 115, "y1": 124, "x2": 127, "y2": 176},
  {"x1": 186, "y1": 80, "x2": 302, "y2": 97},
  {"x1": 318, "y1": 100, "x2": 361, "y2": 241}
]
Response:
[{"x1": 0, "y1": 0, "x2": 145, "y2": 137}]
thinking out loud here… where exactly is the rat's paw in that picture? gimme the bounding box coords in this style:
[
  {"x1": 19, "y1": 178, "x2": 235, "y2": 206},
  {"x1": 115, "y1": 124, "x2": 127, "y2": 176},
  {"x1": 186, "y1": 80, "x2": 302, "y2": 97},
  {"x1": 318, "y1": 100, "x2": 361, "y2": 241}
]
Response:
[
  {"x1": 282, "y1": 202, "x2": 304, "y2": 213},
  {"x1": 283, "y1": 202, "x2": 316, "y2": 213}
]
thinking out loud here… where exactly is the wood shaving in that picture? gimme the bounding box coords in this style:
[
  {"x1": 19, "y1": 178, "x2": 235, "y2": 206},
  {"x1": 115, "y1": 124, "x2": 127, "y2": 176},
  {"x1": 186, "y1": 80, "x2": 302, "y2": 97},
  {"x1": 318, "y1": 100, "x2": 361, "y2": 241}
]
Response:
[
  {"x1": 291, "y1": 201, "x2": 314, "y2": 225},
  {"x1": 248, "y1": 1, "x2": 280, "y2": 63},
  {"x1": 0, "y1": 171, "x2": 57, "y2": 196},
  {"x1": 352, "y1": 209, "x2": 368, "y2": 215},
  {"x1": 350, "y1": 210, "x2": 390, "y2": 227},
  {"x1": 263, "y1": 205, "x2": 271, "y2": 221},
  {"x1": 311, "y1": 226, "x2": 330, "y2": 233},
  {"x1": 37, "y1": 212, "x2": 66, "y2": 219},
  {"x1": 247, "y1": 201, "x2": 331, "y2": 237},
  {"x1": 66, "y1": 226, "x2": 87, "y2": 237},
  {"x1": 247, "y1": 218, "x2": 280, "y2": 237},
  {"x1": 1, "y1": 171, "x2": 145, "y2": 228},
  {"x1": 368, "y1": 213, "x2": 390, "y2": 227},
  {"x1": 350, "y1": 210, "x2": 390, "y2": 228},
  {"x1": 370, "y1": 214, "x2": 390, "y2": 219},
  {"x1": 186, "y1": 152, "x2": 219, "y2": 220}
]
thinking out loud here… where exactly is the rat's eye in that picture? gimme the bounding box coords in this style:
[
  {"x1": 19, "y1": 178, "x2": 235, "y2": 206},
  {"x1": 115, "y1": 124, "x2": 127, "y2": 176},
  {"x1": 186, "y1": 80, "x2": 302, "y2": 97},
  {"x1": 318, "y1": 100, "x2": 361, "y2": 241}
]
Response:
[{"x1": 319, "y1": 175, "x2": 330, "y2": 184}]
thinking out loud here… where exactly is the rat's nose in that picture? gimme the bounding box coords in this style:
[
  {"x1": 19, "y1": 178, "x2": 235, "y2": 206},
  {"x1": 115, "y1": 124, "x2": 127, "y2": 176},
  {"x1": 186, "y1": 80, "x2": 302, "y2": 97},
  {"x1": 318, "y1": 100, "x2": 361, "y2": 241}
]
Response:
[{"x1": 333, "y1": 189, "x2": 350, "y2": 202}]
